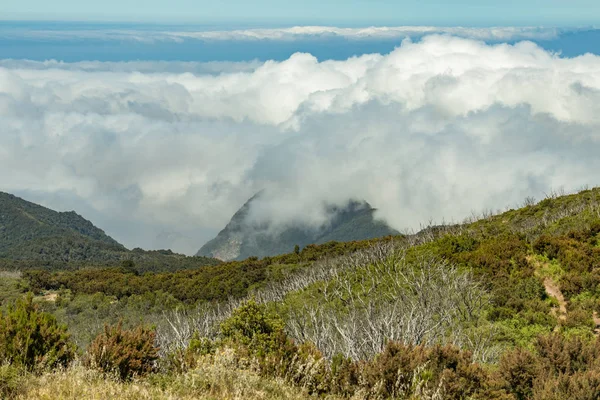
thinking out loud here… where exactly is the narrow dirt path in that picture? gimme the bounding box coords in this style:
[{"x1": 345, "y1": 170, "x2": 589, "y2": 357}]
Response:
[
  {"x1": 593, "y1": 312, "x2": 600, "y2": 334},
  {"x1": 41, "y1": 292, "x2": 58, "y2": 302},
  {"x1": 543, "y1": 277, "x2": 567, "y2": 322},
  {"x1": 528, "y1": 255, "x2": 600, "y2": 335},
  {"x1": 527, "y1": 255, "x2": 568, "y2": 324}
]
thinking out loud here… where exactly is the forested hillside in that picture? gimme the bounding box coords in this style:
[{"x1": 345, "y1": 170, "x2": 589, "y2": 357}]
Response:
[
  {"x1": 0, "y1": 192, "x2": 220, "y2": 272},
  {"x1": 0, "y1": 191, "x2": 124, "y2": 256}
]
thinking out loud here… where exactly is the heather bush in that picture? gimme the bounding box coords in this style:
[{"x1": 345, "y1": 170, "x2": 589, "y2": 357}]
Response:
[
  {"x1": 533, "y1": 370, "x2": 600, "y2": 400},
  {"x1": 0, "y1": 294, "x2": 75, "y2": 371},
  {"x1": 426, "y1": 345, "x2": 488, "y2": 400},
  {"x1": 330, "y1": 353, "x2": 361, "y2": 397},
  {"x1": 362, "y1": 341, "x2": 427, "y2": 397},
  {"x1": 497, "y1": 347, "x2": 541, "y2": 400},
  {"x1": 86, "y1": 321, "x2": 159, "y2": 381},
  {"x1": 482, "y1": 334, "x2": 600, "y2": 399},
  {"x1": 535, "y1": 333, "x2": 600, "y2": 375}
]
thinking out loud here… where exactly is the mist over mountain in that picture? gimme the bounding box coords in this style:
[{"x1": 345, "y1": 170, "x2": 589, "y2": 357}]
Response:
[
  {"x1": 2, "y1": 29, "x2": 600, "y2": 254},
  {"x1": 196, "y1": 193, "x2": 399, "y2": 261}
]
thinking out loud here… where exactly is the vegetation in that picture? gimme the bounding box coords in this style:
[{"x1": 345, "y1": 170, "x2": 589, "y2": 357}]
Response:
[
  {"x1": 0, "y1": 192, "x2": 221, "y2": 273},
  {"x1": 85, "y1": 322, "x2": 159, "y2": 381},
  {"x1": 0, "y1": 295, "x2": 75, "y2": 371},
  {"x1": 0, "y1": 191, "x2": 123, "y2": 256},
  {"x1": 22, "y1": 237, "x2": 394, "y2": 306},
  {"x1": 4, "y1": 359, "x2": 322, "y2": 400},
  {"x1": 7, "y1": 301, "x2": 600, "y2": 399},
  {"x1": 3, "y1": 187, "x2": 600, "y2": 398}
]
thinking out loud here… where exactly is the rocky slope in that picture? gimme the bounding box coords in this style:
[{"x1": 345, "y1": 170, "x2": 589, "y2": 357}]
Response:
[{"x1": 196, "y1": 194, "x2": 398, "y2": 261}]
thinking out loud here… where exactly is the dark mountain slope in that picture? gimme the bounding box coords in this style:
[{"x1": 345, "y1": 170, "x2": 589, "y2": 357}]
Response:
[
  {"x1": 0, "y1": 191, "x2": 124, "y2": 259},
  {"x1": 196, "y1": 195, "x2": 399, "y2": 261},
  {"x1": 0, "y1": 191, "x2": 220, "y2": 271}
]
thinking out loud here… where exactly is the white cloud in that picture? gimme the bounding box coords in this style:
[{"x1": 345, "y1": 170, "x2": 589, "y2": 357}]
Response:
[
  {"x1": 0, "y1": 26, "x2": 577, "y2": 44},
  {"x1": 167, "y1": 26, "x2": 565, "y2": 42},
  {"x1": 1, "y1": 35, "x2": 600, "y2": 254},
  {"x1": 0, "y1": 59, "x2": 263, "y2": 74}
]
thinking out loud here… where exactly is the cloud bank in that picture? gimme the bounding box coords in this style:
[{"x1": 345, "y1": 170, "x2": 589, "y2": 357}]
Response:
[
  {"x1": 0, "y1": 25, "x2": 577, "y2": 44},
  {"x1": 2, "y1": 35, "x2": 600, "y2": 254},
  {"x1": 165, "y1": 26, "x2": 566, "y2": 42}
]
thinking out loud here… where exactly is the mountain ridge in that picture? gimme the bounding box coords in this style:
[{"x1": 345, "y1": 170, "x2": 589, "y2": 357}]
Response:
[
  {"x1": 0, "y1": 191, "x2": 124, "y2": 257},
  {"x1": 0, "y1": 191, "x2": 220, "y2": 272},
  {"x1": 196, "y1": 194, "x2": 399, "y2": 261}
]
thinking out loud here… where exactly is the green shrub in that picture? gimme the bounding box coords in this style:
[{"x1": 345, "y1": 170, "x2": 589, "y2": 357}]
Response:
[
  {"x1": 85, "y1": 321, "x2": 159, "y2": 381},
  {"x1": 187, "y1": 332, "x2": 216, "y2": 357},
  {"x1": 221, "y1": 300, "x2": 300, "y2": 381},
  {"x1": 0, "y1": 364, "x2": 25, "y2": 399},
  {"x1": 0, "y1": 294, "x2": 75, "y2": 371},
  {"x1": 220, "y1": 299, "x2": 286, "y2": 355},
  {"x1": 330, "y1": 353, "x2": 360, "y2": 397},
  {"x1": 164, "y1": 332, "x2": 217, "y2": 373}
]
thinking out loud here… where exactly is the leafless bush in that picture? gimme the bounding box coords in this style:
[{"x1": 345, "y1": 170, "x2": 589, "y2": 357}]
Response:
[
  {"x1": 156, "y1": 301, "x2": 238, "y2": 356},
  {"x1": 513, "y1": 188, "x2": 600, "y2": 240},
  {"x1": 157, "y1": 240, "x2": 496, "y2": 362},
  {"x1": 523, "y1": 196, "x2": 536, "y2": 207},
  {"x1": 544, "y1": 187, "x2": 564, "y2": 200},
  {"x1": 155, "y1": 244, "x2": 399, "y2": 354},
  {"x1": 285, "y1": 251, "x2": 494, "y2": 361}
]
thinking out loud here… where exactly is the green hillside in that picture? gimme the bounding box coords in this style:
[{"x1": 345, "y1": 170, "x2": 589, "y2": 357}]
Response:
[
  {"x1": 0, "y1": 191, "x2": 125, "y2": 259},
  {"x1": 4, "y1": 187, "x2": 600, "y2": 399},
  {"x1": 24, "y1": 187, "x2": 600, "y2": 339},
  {"x1": 0, "y1": 192, "x2": 220, "y2": 272}
]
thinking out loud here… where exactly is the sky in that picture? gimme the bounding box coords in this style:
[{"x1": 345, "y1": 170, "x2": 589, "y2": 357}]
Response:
[
  {"x1": 2, "y1": 0, "x2": 600, "y2": 26},
  {"x1": 1, "y1": 5, "x2": 600, "y2": 255}
]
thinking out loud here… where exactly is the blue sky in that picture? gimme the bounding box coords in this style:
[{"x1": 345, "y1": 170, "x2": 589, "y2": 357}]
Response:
[{"x1": 2, "y1": 0, "x2": 600, "y2": 26}]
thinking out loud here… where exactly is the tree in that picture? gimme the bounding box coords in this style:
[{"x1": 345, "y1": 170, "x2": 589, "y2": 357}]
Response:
[{"x1": 121, "y1": 259, "x2": 138, "y2": 275}]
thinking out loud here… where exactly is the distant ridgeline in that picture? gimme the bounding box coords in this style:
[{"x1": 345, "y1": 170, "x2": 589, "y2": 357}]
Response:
[
  {"x1": 196, "y1": 193, "x2": 400, "y2": 261},
  {"x1": 0, "y1": 192, "x2": 219, "y2": 272}
]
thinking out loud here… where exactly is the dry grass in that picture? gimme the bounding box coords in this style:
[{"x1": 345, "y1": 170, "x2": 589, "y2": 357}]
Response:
[
  {"x1": 0, "y1": 271, "x2": 21, "y2": 280},
  {"x1": 14, "y1": 349, "x2": 338, "y2": 400}
]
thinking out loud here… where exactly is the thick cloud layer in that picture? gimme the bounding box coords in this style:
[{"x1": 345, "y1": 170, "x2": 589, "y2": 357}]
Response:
[{"x1": 2, "y1": 35, "x2": 600, "y2": 254}]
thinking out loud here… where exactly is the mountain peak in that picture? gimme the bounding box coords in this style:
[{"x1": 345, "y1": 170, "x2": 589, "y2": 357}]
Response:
[{"x1": 196, "y1": 194, "x2": 398, "y2": 261}]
